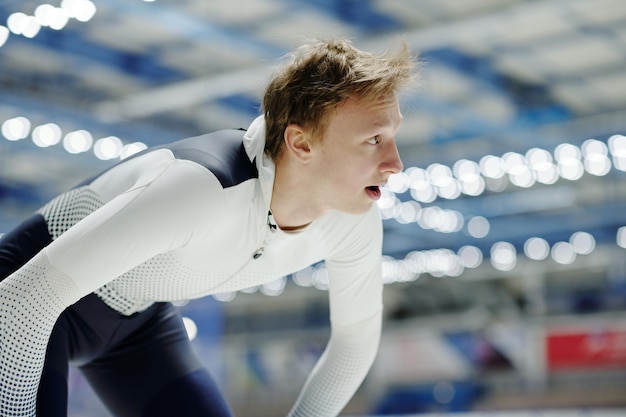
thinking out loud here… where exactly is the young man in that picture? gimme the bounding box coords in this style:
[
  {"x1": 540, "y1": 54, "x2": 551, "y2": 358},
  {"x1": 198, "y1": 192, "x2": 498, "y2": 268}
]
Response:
[{"x1": 0, "y1": 38, "x2": 416, "y2": 417}]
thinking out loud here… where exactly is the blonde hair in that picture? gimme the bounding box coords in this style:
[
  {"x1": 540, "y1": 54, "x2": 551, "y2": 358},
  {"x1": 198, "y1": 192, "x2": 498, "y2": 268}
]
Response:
[{"x1": 262, "y1": 38, "x2": 417, "y2": 161}]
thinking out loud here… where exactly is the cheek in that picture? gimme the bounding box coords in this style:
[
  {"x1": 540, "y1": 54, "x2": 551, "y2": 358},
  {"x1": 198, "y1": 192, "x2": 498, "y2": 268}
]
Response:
[
  {"x1": 319, "y1": 150, "x2": 351, "y2": 174},
  {"x1": 333, "y1": 163, "x2": 374, "y2": 191},
  {"x1": 317, "y1": 148, "x2": 374, "y2": 185}
]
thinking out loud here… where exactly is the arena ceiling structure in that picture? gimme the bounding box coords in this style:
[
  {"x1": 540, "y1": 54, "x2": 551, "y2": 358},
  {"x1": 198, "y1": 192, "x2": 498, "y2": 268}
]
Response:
[{"x1": 2, "y1": 0, "x2": 626, "y2": 322}]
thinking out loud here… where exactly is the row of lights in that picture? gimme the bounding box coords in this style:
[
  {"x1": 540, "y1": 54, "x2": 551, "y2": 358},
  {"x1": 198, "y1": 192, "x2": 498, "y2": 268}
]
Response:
[
  {"x1": 0, "y1": 0, "x2": 96, "y2": 46},
  {"x1": 387, "y1": 136, "x2": 626, "y2": 201},
  {"x1": 7, "y1": 115, "x2": 621, "y2": 187},
  {"x1": 378, "y1": 134, "x2": 626, "y2": 237},
  {"x1": 380, "y1": 228, "x2": 606, "y2": 281},
  {"x1": 2, "y1": 116, "x2": 147, "y2": 160},
  {"x1": 211, "y1": 226, "x2": 626, "y2": 303}
]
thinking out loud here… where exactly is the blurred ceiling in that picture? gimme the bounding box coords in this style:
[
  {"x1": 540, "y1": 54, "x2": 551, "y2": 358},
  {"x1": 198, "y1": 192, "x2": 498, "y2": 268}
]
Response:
[{"x1": 2, "y1": 0, "x2": 626, "y2": 317}]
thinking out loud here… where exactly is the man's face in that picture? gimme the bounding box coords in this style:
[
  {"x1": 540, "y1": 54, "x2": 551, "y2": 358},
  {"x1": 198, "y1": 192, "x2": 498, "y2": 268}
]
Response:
[{"x1": 308, "y1": 94, "x2": 404, "y2": 215}]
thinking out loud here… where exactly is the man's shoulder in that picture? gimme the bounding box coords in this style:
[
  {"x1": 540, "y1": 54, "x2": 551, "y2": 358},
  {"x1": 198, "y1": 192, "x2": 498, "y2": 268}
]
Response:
[{"x1": 161, "y1": 129, "x2": 258, "y2": 188}]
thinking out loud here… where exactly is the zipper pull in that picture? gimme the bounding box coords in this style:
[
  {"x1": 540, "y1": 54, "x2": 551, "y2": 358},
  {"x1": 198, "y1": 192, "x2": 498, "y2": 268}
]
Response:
[
  {"x1": 267, "y1": 211, "x2": 277, "y2": 232},
  {"x1": 252, "y1": 247, "x2": 264, "y2": 259}
]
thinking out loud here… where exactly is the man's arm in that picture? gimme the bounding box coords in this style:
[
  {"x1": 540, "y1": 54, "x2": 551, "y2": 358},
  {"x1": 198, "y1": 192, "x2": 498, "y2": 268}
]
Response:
[
  {"x1": 286, "y1": 313, "x2": 382, "y2": 417},
  {"x1": 287, "y1": 206, "x2": 384, "y2": 417}
]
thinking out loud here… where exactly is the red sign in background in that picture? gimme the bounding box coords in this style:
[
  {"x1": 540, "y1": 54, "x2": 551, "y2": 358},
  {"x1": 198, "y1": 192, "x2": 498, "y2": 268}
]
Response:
[{"x1": 546, "y1": 330, "x2": 626, "y2": 370}]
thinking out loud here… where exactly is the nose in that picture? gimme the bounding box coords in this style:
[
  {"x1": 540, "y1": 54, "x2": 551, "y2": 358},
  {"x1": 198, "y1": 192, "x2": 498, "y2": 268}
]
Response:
[{"x1": 381, "y1": 140, "x2": 404, "y2": 174}]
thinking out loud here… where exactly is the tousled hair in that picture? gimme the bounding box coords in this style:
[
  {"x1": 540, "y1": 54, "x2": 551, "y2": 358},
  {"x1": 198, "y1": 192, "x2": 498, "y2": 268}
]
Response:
[{"x1": 262, "y1": 38, "x2": 417, "y2": 161}]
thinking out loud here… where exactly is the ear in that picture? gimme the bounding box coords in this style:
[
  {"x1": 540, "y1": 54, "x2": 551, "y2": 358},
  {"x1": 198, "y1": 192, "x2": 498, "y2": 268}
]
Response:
[{"x1": 284, "y1": 124, "x2": 312, "y2": 163}]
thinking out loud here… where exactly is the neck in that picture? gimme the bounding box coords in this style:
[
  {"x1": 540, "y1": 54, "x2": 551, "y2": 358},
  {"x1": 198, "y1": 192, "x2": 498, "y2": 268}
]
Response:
[{"x1": 270, "y1": 158, "x2": 325, "y2": 230}]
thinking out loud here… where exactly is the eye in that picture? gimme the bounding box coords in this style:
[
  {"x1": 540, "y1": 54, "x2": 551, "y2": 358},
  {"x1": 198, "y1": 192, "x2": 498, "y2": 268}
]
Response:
[{"x1": 367, "y1": 136, "x2": 380, "y2": 145}]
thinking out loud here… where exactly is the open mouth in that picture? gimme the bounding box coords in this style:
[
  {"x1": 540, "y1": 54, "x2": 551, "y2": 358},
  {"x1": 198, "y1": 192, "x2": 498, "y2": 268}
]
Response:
[{"x1": 365, "y1": 185, "x2": 381, "y2": 200}]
